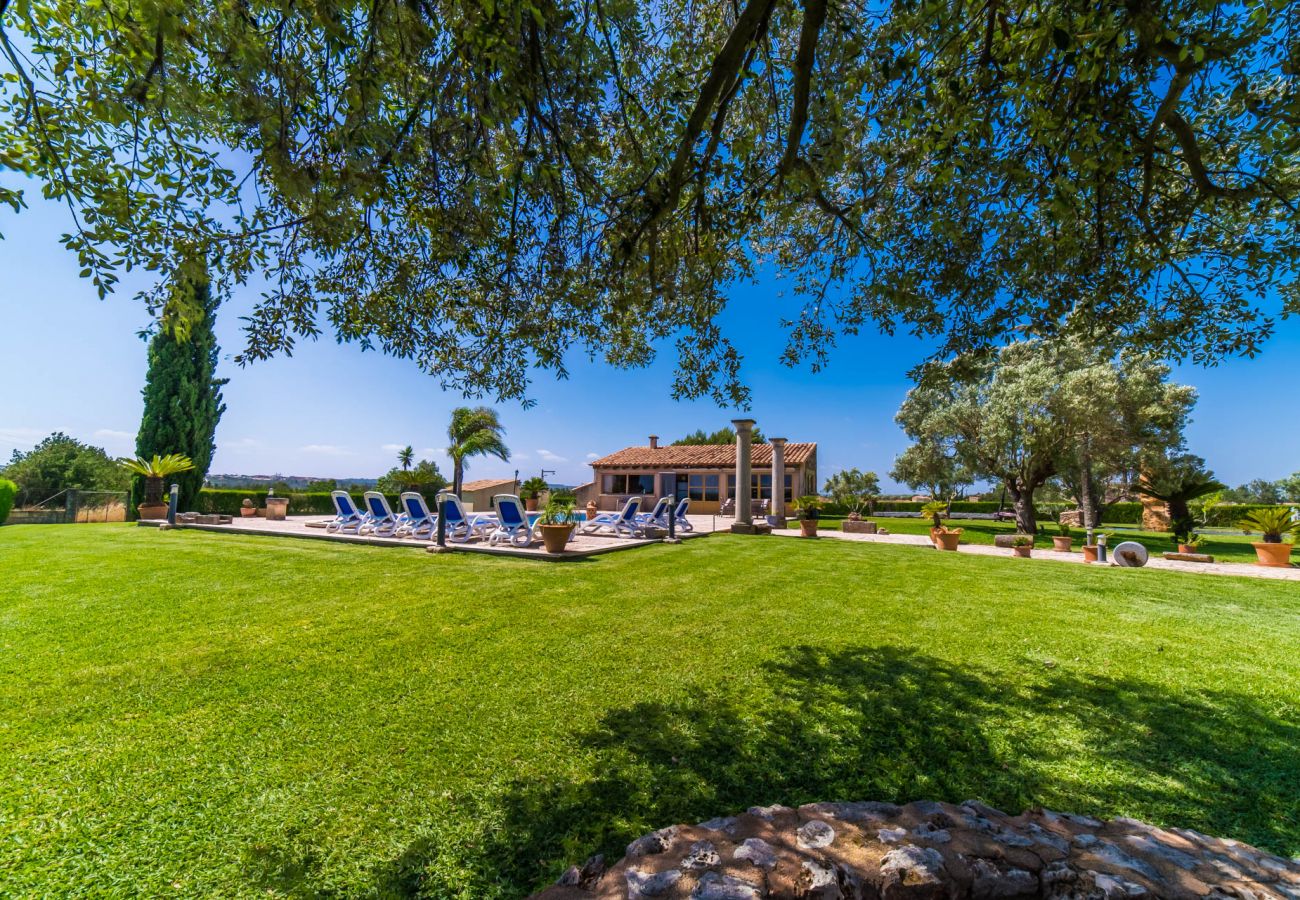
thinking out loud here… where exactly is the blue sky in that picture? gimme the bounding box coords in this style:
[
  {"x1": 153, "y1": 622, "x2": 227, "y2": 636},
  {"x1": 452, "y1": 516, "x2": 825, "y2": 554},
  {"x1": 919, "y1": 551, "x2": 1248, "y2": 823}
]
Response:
[{"x1": 2, "y1": 182, "x2": 1297, "y2": 492}]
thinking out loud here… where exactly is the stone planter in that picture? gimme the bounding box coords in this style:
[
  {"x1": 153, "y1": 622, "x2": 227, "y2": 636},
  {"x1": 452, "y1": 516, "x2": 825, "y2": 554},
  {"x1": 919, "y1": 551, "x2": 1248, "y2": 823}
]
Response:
[
  {"x1": 1251, "y1": 541, "x2": 1293, "y2": 568},
  {"x1": 934, "y1": 530, "x2": 961, "y2": 551},
  {"x1": 264, "y1": 497, "x2": 289, "y2": 521},
  {"x1": 1013, "y1": 545, "x2": 1033, "y2": 558},
  {"x1": 842, "y1": 520, "x2": 878, "y2": 535},
  {"x1": 539, "y1": 523, "x2": 574, "y2": 553},
  {"x1": 240, "y1": 504, "x2": 257, "y2": 518},
  {"x1": 1082, "y1": 544, "x2": 1099, "y2": 563},
  {"x1": 1052, "y1": 536, "x2": 1073, "y2": 552},
  {"x1": 799, "y1": 519, "x2": 818, "y2": 537}
]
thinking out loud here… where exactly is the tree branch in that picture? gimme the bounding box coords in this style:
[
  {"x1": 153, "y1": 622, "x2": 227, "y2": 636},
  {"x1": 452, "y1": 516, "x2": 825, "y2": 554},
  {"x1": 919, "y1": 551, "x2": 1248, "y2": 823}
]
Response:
[
  {"x1": 777, "y1": 0, "x2": 828, "y2": 178},
  {"x1": 618, "y1": 0, "x2": 777, "y2": 256}
]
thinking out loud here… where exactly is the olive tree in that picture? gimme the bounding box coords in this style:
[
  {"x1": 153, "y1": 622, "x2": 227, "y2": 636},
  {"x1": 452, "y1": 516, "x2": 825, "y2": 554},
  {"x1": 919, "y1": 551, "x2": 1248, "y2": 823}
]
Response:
[{"x1": 2, "y1": 0, "x2": 1295, "y2": 403}]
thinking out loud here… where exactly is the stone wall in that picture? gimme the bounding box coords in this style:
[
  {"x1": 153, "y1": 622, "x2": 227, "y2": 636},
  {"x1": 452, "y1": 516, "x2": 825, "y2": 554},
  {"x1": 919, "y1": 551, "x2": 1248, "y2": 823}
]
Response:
[{"x1": 531, "y1": 800, "x2": 1299, "y2": 900}]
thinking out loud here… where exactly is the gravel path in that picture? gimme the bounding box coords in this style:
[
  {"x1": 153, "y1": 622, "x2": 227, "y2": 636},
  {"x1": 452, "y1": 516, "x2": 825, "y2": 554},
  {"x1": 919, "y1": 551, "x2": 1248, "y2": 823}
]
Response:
[{"x1": 771, "y1": 527, "x2": 1300, "y2": 581}]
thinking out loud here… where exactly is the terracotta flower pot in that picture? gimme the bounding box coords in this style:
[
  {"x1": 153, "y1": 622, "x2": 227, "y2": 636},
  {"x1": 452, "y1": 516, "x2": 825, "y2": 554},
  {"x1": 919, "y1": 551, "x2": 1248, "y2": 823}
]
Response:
[
  {"x1": 1251, "y1": 541, "x2": 1293, "y2": 568},
  {"x1": 1177, "y1": 543, "x2": 1196, "y2": 555},
  {"x1": 240, "y1": 506, "x2": 257, "y2": 518},
  {"x1": 1052, "y1": 536, "x2": 1073, "y2": 552},
  {"x1": 1082, "y1": 545, "x2": 1098, "y2": 563},
  {"x1": 800, "y1": 519, "x2": 819, "y2": 537},
  {"x1": 1013, "y1": 545, "x2": 1033, "y2": 558},
  {"x1": 935, "y1": 531, "x2": 961, "y2": 551},
  {"x1": 137, "y1": 502, "x2": 169, "y2": 521},
  {"x1": 540, "y1": 524, "x2": 574, "y2": 553},
  {"x1": 929, "y1": 527, "x2": 943, "y2": 547},
  {"x1": 526, "y1": 497, "x2": 539, "y2": 512}
]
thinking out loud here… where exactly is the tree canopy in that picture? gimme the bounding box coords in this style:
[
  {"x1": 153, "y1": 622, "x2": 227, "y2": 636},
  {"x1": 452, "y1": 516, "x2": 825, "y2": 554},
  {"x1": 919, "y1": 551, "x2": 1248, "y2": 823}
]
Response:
[
  {"x1": 2, "y1": 0, "x2": 1295, "y2": 403},
  {"x1": 446, "y1": 406, "x2": 509, "y2": 494},
  {"x1": 672, "y1": 425, "x2": 766, "y2": 446},
  {"x1": 2, "y1": 432, "x2": 128, "y2": 505}
]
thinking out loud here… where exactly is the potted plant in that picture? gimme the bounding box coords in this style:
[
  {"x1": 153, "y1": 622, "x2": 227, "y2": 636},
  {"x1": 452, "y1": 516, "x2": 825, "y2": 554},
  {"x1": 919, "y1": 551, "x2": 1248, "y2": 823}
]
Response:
[
  {"x1": 1081, "y1": 533, "x2": 1105, "y2": 563},
  {"x1": 920, "y1": 500, "x2": 946, "y2": 544},
  {"x1": 792, "y1": 495, "x2": 822, "y2": 537},
  {"x1": 240, "y1": 498, "x2": 257, "y2": 518},
  {"x1": 1173, "y1": 531, "x2": 1202, "y2": 555},
  {"x1": 119, "y1": 454, "x2": 195, "y2": 520},
  {"x1": 520, "y1": 476, "x2": 549, "y2": 512},
  {"x1": 538, "y1": 495, "x2": 577, "y2": 553},
  {"x1": 1052, "y1": 522, "x2": 1073, "y2": 552},
  {"x1": 1237, "y1": 507, "x2": 1297, "y2": 568},
  {"x1": 1012, "y1": 534, "x2": 1034, "y2": 558}
]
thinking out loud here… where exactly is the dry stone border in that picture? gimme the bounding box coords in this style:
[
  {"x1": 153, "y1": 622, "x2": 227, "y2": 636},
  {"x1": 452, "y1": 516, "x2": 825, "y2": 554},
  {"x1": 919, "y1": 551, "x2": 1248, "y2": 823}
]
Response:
[{"x1": 531, "y1": 800, "x2": 1300, "y2": 900}]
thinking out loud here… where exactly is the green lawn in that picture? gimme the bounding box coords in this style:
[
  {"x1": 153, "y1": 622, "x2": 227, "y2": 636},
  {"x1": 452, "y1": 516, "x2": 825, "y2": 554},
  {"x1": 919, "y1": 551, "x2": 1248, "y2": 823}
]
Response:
[
  {"x1": 824, "y1": 515, "x2": 1269, "y2": 564},
  {"x1": 1, "y1": 525, "x2": 1297, "y2": 898}
]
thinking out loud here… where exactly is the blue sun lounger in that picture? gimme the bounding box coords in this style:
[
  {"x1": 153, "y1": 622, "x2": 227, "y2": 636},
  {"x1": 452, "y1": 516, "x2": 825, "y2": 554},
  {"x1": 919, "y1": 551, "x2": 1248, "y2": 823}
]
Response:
[
  {"x1": 488, "y1": 494, "x2": 536, "y2": 547},
  {"x1": 326, "y1": 491, "x2": 366, "y2": 534},
  {"x1": 360, "y1": 491, "x2": 399, "y2": 537},
  {"x1": 582, "y1": 496, "x2": 644, "y2": 538},
  {"x1": 434, "y1": 492, "x2": 495, "y2": 543},
  {"x1": 396, "y1": 492, "x2": 435, "y2": 539}
]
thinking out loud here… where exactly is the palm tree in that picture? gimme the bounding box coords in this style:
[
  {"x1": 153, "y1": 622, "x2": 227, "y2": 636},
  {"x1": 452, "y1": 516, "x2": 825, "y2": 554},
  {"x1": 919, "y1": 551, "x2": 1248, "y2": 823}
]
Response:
[
  {"x1": 397, "y1": 445, "x2": 414, "y2": 471},
  {"x1": 446, "y1": 407, "x2": 510, "y2": 495}
]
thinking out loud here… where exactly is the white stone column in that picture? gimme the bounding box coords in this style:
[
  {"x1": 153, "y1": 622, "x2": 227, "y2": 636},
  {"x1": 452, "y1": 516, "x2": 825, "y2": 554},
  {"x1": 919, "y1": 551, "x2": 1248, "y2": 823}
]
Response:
[
  {"x1": 770, "y1": 437, "x2": 787, "y2": 521},
  {"x1": 732, "y1": 418, "x2": 755, "y2": 528}
]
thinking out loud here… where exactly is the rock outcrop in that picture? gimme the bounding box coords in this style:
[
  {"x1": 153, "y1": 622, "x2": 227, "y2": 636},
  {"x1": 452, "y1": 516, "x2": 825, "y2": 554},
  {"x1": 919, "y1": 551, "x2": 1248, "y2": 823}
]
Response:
[{"x1": 531, "y1": 800, "x2": 1299, "y2": 899}]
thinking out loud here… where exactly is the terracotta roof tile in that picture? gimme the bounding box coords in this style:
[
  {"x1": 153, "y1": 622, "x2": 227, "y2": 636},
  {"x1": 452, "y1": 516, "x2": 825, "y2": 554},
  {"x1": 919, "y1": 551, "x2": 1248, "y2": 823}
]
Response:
[
  {"x1": 460, "y1": 477, "x2": 517, "y2": 491},
  {"x1": 589, "y1": 442, "x2": 816, "y2": 469}
]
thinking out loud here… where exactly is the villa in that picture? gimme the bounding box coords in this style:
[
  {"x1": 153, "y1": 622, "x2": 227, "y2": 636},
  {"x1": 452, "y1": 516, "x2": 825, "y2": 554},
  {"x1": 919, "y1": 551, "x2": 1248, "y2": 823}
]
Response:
[
  {"x1": 580, "y1": 434, "x2": 818, "y2": 514},
  {"x1": 459, "y1": 477, "x2": 518, "y2": 511}
]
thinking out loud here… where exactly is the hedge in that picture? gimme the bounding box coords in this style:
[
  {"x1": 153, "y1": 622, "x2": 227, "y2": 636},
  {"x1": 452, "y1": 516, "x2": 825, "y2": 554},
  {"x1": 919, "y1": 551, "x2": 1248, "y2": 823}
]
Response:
[
  {"x1": 0, "y1": 478, "x2": 16, "y2": 525},
  {"x1": 820, "y1": 499, "x2": 1072, "y2": 519},
  {"x1": 1201, "y1": 503, "x2": 1296, "y2": 529},
  {"x1": 194, "y1": 489, "x2": 402, "y2": 516}
]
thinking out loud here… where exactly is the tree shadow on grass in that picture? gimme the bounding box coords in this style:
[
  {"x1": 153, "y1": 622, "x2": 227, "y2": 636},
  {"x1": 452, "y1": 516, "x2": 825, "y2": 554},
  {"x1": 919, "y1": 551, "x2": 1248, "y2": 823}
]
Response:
[{"x1": 323, "y1": 644, "x2": 1299, "y2": 898}]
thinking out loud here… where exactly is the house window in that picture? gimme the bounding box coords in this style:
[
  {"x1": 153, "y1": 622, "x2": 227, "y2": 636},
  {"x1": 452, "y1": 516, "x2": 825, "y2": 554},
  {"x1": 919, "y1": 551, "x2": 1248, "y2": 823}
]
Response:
[
  {"x1": 727, "y1": 473, "x2": 794, "y2": 502},
  {"x1": 602, "y1": 473, "x2": 656, "y2": 494},
  {"x1": 688, "y1": 474, "x2": 719, "y2": 501}
]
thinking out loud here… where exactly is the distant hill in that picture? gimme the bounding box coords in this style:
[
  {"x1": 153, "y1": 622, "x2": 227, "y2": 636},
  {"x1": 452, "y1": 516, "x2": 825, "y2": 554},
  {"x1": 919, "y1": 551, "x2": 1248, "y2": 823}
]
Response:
[{"x1": 205, "y1": 474, "x2": 379, "y2": 490}]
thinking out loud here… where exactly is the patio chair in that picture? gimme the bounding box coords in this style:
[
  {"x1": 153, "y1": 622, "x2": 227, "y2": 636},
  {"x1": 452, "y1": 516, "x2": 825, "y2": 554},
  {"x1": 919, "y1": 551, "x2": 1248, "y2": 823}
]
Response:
[
  {"x1": 395, "y1": 492, "x2": 435, "y2": 539},
  {"x1": 488, "y1": 494, "x2": 536, "y2": 548},
  {"x1": 582, "y1": 496, "x2": 644, "y2": 538},
  {"x1": 360, "y1": 491, "x2": 399, "y2": 536},
  {"x1": 434, "y1": 491, "x2": 495, "y2": 543},
  {"x1": 326, "y1": 491, "x2": 366, "y2": 534},
  {"x1": 719, "y1": 497, "x2": 735, "y2": 517}
]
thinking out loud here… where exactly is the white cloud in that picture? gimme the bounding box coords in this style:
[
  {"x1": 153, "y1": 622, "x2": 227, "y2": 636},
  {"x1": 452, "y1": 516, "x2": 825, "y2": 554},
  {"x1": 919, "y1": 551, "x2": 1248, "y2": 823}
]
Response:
[
  {"x1": 513, "y1": 452, "x2": 529, "y2": 461},
  {"x1": 93, "y1": 428, "x2": 134, "y2": 441},
  {"x1": 586, "y1": 452, "x2": 600, "y2": 459},
  {"x1": 224, "y1": 437, "x2": 261, "y2": 451},
  {"x1": 0, "y1": 426, "x2": 54, "y2": 449},
  {"x1": 537, "y1": 448, "x2": 567, "y2": 463},
  {"x1": 381, "y1": 443, "x2": 407, "y2": 452},
  {"x1": 300, "y1": 444, "x2": 354, "y2": 456},
  {"x1": 420, "y1": 447, "x2": 444, "y2": 456}
]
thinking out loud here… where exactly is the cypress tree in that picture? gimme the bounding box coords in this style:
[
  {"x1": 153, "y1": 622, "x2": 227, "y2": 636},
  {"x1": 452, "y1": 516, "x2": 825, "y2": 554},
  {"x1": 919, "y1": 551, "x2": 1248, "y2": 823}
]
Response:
[{"x1": 133, "y1": 263, "x2": 228, "y2": 510}]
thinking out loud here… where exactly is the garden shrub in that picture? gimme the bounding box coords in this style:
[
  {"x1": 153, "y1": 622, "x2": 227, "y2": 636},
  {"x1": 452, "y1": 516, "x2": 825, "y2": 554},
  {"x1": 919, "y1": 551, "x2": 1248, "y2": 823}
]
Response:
[{"x1": 0, "y1": 478, "x2": 16, "y2": 525}]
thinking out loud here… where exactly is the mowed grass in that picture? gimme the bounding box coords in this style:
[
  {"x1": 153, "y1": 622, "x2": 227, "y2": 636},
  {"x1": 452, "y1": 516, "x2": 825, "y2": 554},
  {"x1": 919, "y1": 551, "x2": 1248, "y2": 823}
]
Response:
[
  {"x1": 1, "y1": 525, "x2": 1297, "y2": 898},
  {"x1": 825, "y1": 515, "x2": 1271, "y2": 564}
]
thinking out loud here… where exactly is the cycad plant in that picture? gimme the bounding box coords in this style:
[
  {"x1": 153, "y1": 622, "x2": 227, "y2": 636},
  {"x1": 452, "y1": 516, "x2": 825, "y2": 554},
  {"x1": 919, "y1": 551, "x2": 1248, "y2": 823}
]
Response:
[
  {"x1": 1136, "y1": 454, "x2": 1225, "y2": 539},
  {"x1": 120, "y1": 454, "x2": 195, "y2": 505},
  {"x1": 1237, "y1": 507, "x2": 1298, "y2": 544}
]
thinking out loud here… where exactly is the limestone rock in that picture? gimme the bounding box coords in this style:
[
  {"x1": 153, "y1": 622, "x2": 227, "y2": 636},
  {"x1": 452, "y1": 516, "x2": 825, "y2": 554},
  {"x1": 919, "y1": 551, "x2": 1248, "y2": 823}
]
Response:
[{"x1": 531, "y1": 801, "x2": 1300, "y2": 900}]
